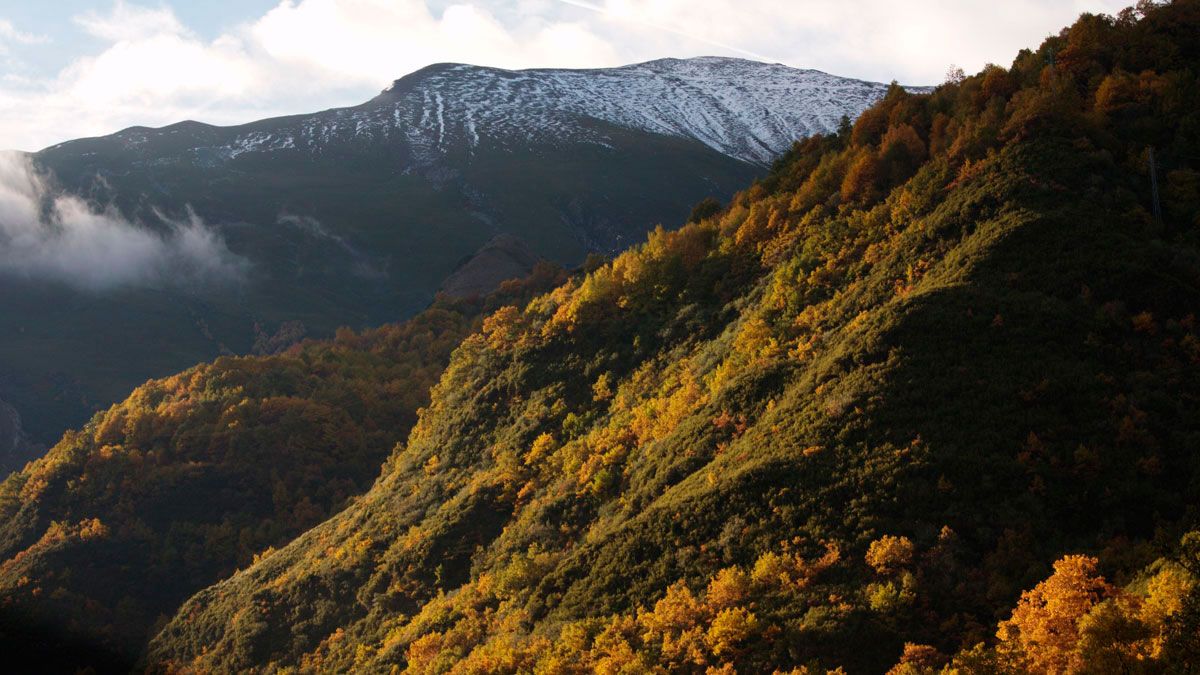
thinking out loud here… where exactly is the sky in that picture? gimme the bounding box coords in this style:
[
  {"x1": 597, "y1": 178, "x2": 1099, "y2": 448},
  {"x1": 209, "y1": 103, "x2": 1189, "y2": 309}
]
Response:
[{"x1": 0, "y1": 0, "x2": 1134, "y2": 152}]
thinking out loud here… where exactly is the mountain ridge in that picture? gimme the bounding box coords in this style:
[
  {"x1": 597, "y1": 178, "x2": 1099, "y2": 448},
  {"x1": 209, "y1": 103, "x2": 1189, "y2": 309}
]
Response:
[
  {"x1": 46, "y1": 57, "x2": 911, "y2": 167},
  {"x1": 2, "y1": 2, "x2": 1200, "y2": 671}
]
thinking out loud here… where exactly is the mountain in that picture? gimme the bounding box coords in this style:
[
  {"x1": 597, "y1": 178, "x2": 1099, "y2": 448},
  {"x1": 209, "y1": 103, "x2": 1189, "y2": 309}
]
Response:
[
  {"x1": 7, "y1": 3, "x2": 1200, "y2": 672},
  {"x1": 2, "y1": 57, "x2": 900, "y2": 454},
  {"x1": 45, "y1": 57, "x2": 889, "y2": 169},
  {"x1": 117, "y1": 2, "x2": 1192, "y2": 672}
]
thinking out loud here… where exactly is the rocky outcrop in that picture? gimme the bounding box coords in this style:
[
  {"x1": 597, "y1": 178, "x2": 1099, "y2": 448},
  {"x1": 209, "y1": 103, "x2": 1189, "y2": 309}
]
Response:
[{"x1": 0, "y1": 399, "x2": 37, "y2": 476}]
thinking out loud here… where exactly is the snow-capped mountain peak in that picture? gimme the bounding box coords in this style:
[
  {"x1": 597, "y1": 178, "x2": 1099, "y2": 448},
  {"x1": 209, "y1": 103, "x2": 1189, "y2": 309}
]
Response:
[
  {"x1": 77, "y1": 57, "x2": 912, "y2": 169},
  {"x1": 366, "y1": 56, "x2": 900, "y2": 165}
]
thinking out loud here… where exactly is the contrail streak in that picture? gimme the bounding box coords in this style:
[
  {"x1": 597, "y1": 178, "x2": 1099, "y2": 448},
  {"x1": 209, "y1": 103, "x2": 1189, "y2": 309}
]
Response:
[{"x1": 552, "y1": 0, "x2": 786, "y2": 64}]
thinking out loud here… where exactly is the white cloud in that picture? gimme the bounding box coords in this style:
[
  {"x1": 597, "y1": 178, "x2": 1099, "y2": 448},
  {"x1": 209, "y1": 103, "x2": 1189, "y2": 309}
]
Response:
[
  {"x1": 61, "y1": 33, "x2": 257, "y2": 106},
  {"x1": 0, "y1": 151, "x2": 247, "y2": 291},
  {"x1": 569, "y1": 0, "x2": 1133, "y2": 81},
  {"x1": 249, "y1": 0, "x2": 619, "y2": 84},
  {"x1": 0, "y1": 0, "x2": 1137, "y2": 151},
  {"x1": 0, "y1": 19, "x2": 46, "y2": 49},
  {"x1": 73, "y1": 1, "x2": 185, "y2": 42},
  {"x1": 0, "y1": 17, "x2": 46, "y2": 80}
]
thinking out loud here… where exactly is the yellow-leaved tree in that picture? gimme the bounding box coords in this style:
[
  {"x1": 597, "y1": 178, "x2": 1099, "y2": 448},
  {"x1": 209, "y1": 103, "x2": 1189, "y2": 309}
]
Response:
[{"x1": 996, "y1": 555, "x2": 1116, "y2": 673}]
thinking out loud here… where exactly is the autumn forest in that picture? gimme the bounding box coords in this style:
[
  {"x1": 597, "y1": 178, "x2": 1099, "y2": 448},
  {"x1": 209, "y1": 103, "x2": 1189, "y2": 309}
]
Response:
[{"x1": 3, "y1": 1, "x2": 1200, "y2": 673}]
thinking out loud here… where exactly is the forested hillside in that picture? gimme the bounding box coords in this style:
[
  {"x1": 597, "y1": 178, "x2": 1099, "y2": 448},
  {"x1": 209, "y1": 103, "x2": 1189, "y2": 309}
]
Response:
[
  {"x1": 0, "y1": 265, "x2": 564, "y2": 670},
  {"x1": 135, "y1": 1, "x2": 1200, "y2": 672}
]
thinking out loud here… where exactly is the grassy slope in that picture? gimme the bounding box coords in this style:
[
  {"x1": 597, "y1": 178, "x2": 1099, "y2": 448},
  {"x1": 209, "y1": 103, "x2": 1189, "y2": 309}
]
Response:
[{"x1": 145, "y1": 4, "x2": 1200, "y2": 672}]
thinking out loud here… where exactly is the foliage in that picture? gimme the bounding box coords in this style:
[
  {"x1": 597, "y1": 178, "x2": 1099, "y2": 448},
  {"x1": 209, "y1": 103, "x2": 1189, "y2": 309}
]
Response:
[
  {"x1": 12, "y1": 0, "x2": 1200, "y2": 672},
  {"x1": 0, "y1": 265, "x2": 564, "y2": 664},
  {"x1": 148, "y1": 2, "x2": 1200, "y2": 672},
  {"x1": 932, "y1": 535, "x2": 1200, "y2": 674}
]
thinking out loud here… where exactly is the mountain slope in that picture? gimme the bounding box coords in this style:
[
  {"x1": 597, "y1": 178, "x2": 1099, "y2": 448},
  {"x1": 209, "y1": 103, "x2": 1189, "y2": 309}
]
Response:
[
  {"x1": 144, "y1": 3, "x2": 1200, "y2": 673},
  {"x1": 3, "y1": 58, "x2": 899, "y2": 451},
  {"x1": 0, "y1": 266, "x2": 565, "y2": 667}
]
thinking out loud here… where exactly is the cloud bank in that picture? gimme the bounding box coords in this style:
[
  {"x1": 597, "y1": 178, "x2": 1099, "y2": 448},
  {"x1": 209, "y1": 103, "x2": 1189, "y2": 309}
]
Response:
[
  {"x1": 0, "y1": 0, "x2": 1132, "y2": 151},
  {"x1": 0, "y1": 152, "x2": 247, "y2": 291}
]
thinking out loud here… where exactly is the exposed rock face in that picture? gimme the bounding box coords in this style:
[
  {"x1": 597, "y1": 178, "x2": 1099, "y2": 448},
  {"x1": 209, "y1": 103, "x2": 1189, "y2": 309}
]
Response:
[
  {"x1": 438, "y1": 235, "x2": 542, "y2": 299},
  {"x1": 0, "y1": 399, "x2": 36, "y2": 475}
]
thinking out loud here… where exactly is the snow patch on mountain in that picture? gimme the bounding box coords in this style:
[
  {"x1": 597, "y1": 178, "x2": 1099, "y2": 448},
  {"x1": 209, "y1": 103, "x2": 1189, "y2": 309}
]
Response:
[
  {"x1": 370, "y1": 57, "x2": 902, "y2": 165},
  {"x1": 109, "y1": 57, "x2": 919, "y2": 168}
]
